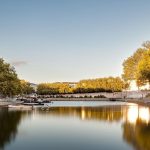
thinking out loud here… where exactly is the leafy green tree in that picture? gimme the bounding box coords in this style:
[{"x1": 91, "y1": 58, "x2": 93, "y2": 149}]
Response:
[
  {"x1": 0, "y1": 58, "x2": 21, "y2": 97},
  {"x1": 37, "y1": 83, "x2": 59, "y2": 95},
  {"x1": 20, "y1": 80, "x2": 35, "y2": 95}
]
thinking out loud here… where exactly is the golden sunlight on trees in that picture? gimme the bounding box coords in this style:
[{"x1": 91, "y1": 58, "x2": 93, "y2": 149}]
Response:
[
  {"x1": 122, "y1": 48, "x2": 145, "y2": 81},
  {"x1": 37, "y1": 82, "x2": 73, "y2": 95},
  {"x1": 37, "y1": 77, "x2": 125, "y2": 95},
  {"x1": 74, "y1": 77, "x2": 125, "y2": 93},
  {"x1": 137, "y1": 50, "x2": 150, "y2": 84},
  {"x1": 122, "y1": 41, "x2": 150, "y2": 88},
  {"x1": 20, "y1": 80, "x2": 35, "y2": 95}
]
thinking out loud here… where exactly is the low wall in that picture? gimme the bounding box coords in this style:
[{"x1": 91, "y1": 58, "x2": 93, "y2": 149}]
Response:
[
  {"x1": 46, "y1": 98, "x2": 110, "y2": 101},
  {"x1": 42, "y1": 91, "x2": 150, "y2": 99}
]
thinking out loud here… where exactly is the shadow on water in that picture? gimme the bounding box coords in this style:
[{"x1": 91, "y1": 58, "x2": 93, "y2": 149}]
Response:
[
  {"x1": 0, "y1": 108, "x2": 31, "y2": 150},
  {"x1": 123, "y1": 121, "x2": 150, "y2": 150},
  {"x1": 0, "y1": 103, "x2": 150, "y2": 150}
]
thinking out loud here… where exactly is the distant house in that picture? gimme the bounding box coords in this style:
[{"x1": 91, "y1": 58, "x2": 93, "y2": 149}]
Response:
[
  {"x1": 128, "y1": 80, "x2": 150, "y2": 91},
  {"x1": 30, "y1": 83, "x2": 38, "y2": 92},
  {"x1": 68, "y1": 82, "x2": 77, "y2": 88},
  {"x1": 62, "y1": 82, "x2": 77, "y2": 88}
]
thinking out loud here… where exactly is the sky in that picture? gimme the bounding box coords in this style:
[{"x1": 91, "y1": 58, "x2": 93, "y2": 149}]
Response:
[{"x1": 1, "y1": 0, "x2": 150, "y2": 83}]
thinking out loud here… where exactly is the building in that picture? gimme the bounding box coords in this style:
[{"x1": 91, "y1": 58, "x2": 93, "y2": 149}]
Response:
[
  {"x1": 68, "y1": 82, "x2": 77, "y2": 88},
  {"x1": 128, "y1": 80, "x2": 150, "y2": 91},
  {"x1": 30, "y1": 83, "x2": 38, "y2": 92},
  {"x1": 61, "y1": 82, "x2": 77, "y2": 88}
]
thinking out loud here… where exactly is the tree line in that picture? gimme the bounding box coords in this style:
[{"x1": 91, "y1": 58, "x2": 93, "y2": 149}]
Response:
[
  {"x1": 37, "y1": 77, "x2": 125, "y2": 95},
  {"x1": 1, "y1": 40, "x2": 150, "y2": 97},
  {"x1": 37, "y1": 82, "x2": 72, "y2": 95}
]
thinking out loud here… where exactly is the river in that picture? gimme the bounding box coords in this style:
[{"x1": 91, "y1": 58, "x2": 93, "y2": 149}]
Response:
[{"x1": 0, "y1": 101, "x2": 150, "y2": 150}]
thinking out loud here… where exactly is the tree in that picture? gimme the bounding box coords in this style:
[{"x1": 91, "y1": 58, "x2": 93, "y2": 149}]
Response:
[
  {"x1": 37, "y1": 82, "x2": 73, "y2": 95},
  {"x1": 73, "y1": 77, "x2": 125, "y2": 93},
  {"x1": 37, "y1": 83, "x2": 59, "y2": 95},
  {"x1": 20, "y1": 80, "x2": 35, "y2": 95},
  {"x1": 37, "y1": 77, "x2": 125, "y2": 95},
  {"x1": 0, "y1": 58, "x2": 21, "y2": 97},
  {"x1": 122, "y1": 48, "x2": 145, "y2": 81},
  {"x1": 122, "y1": 41, "x2": 150, "y2": 89},
  {"x1": 137, "y1": 50, "x2": 150, "y2": 85}
]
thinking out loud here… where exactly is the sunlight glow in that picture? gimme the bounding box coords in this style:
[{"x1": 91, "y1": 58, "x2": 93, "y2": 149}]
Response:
[
  {"x1": 139, "y1": 107, "x2": 150, "y2": 123},
  {"x1": 81, "y1": 108, "x2": 85, "y2": 120},
  {"x1": 127, "y1": 105, "x2": 150, "y2": 124},
  {"x1": 127, "y1": 106, "x2": 138, "y2": 124}
]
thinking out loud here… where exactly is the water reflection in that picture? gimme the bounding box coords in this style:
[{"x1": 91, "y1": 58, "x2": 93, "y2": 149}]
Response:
[
  {"x1": 0, "y1": 103, "x2": 150, "y2": 150},
  {"x1": 36, "y1": 105, "x2": 150, "y2": 150},
  {"x1": 127, "y1": 105, "x2": 139, "y2": 124},
  {"x1": 123, "y1": 121, "x2": 150, "y2": 150},
  {"x1": 0, "y1": 108, "x2": 31, "y2": 150},
  {"x1": 139, "y1": 107, "x2": 150, "y2": 123},
  {"x1": 123, "y1": 104, "x2": 150, "y2": 150},
  {"x1": 126, "y1": 104, "x2": 150, "y2": 124},
  {"x1": 37, "y1": 106, "x2": 125, "y2": 122}
]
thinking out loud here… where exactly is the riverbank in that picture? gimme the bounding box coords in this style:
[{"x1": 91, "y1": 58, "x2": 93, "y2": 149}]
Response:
[
  {"x1": 0, "y1": 99, "x2": 22, "y2": 107},
  {"x1": 1, "y1": 97, "x2": 150, "y2": 107},
  {"x1": 0, "y1": 101, "x2": 14, "y2": 107},
  {"x1": 0, "y1": 98, "x2": 124, "y2": 107},
  {"x1": 126, "y1": 98, "x2": 150, "y2": 107},
  {"x1": 42, "y1": 98, "x2": 123, "y2": 101}
]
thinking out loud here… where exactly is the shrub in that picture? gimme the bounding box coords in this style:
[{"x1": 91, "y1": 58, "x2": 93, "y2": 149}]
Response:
[{"x1": 94, "y1": 95, "x2": 106, "y2": 98}]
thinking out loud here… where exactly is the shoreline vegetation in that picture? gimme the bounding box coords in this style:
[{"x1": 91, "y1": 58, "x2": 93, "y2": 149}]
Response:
[
  {"x1": 1, "y1": 41, "x2": 150, "y2": 107},
  {"x1": 36, "y1": 77, "x2": 125, "y2": 95}
]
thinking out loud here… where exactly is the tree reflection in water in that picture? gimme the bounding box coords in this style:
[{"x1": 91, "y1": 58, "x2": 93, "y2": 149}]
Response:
[
  {"x1": 38, "y1": 105, "x2": 150, "y2": 150},
  {"x1": 0, "y1": 104, "x2": 150, "y2": 150},
  {"x1": 0, "y1": 108, "x2": 30, "y2": 150},
  {"x1": 37, "y1": 106, "x2": 125, "y2": 122},
  {"x1": 123, "y1": 105, "x2": 150, "y2": 150}
]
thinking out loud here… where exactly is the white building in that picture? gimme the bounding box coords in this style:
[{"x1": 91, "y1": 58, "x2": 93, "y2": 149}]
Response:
[
  {"x1": 30, "y1": 83, "x2": 38, "y2": 92},
  {"x1": 128, "y1": 80, "x2": 150, "y2": 91}
]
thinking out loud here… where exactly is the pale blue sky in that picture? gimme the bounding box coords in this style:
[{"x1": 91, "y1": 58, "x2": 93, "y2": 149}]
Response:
[{"x1": 1, "y1": 0, "x2": 150, "y2": 83}]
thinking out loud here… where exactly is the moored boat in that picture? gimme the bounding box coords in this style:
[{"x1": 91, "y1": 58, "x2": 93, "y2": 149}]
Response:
[
  {"x1": 8, "y1": 104, "x2": 32, "y2": 109},
  {"x1": 23, "y1": 102, "x2": 44, "y2": 106}
]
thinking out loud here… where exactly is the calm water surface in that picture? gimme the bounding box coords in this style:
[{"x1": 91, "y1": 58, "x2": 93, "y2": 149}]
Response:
[{"x1": 0, "y1": 101, "x2": 150, "y2": 150}]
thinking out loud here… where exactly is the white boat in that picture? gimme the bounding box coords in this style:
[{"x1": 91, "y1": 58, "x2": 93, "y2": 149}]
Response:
[{"x1": 8, "y1": 104, "x2": 32, "y2": 109}]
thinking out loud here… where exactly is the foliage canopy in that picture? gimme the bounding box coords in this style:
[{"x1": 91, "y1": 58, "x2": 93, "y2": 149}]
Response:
[
  {"x1": 122, "y1": 41, "x2": 150, "y2": 88},
  {"x1": 0, "y1": 58, "x2": 34, "y2": 97}
]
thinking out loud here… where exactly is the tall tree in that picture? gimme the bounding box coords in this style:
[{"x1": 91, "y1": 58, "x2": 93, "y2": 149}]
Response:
[
  {"x1": 122, "y1": 48, "x2": 145, "y2": 81},
  {"x1": 0, "y1": 58, "x2": 21, "y2": 97},
  {"x1": 122, "y1": 41, "x2": 150, "y2": 89},
  {"x1": 137, "y1": 50, "x2": 150, "y2": 85},
  {"x1": 20, "y1": 80, "x2": 35, "y2": 95}
]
